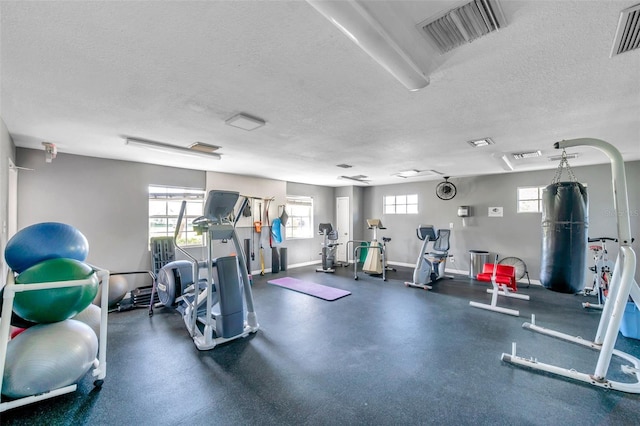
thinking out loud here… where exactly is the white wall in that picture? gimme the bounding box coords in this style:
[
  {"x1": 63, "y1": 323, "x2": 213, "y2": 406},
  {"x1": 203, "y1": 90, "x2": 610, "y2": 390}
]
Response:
[{"x1": 0, "y1": 118, "x2": 17, "y2": 286}]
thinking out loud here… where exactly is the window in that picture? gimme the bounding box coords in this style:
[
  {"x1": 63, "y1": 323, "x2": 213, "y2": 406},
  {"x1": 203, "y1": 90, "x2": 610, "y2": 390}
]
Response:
[
  {"x1": 517, "y1": 186, "x2": 544, "y2": 213},
  {"x1": 517, "y1": 183, "x2": 588, "y2": 213},
  {"x1": 149, "y1": 185, "x2": 205, "y2": 246},
  {"x1": 285, "y1": 196, "x2": 313, "y2": 239},
  {"x1": 384, "y1": 194, "x2": 418, "y2": 214}
]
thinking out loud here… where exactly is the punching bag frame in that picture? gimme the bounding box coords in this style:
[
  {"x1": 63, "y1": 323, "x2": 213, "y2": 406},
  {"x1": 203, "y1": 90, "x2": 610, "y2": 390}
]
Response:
[{"x1": 502, "y1": 138, "x2": 640, "y2": 394}]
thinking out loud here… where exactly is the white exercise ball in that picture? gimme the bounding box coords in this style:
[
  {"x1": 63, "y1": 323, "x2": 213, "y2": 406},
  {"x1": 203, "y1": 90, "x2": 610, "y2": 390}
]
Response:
[
  {"x1": 93, "y1": 274, "x2": 128, "y2": 307},
  {"x1": 2, "y1": 319, "x2": 98, "y2": 398},
  {"x1": 72, "y1": 304, "x2": 101, "y2": 338}
]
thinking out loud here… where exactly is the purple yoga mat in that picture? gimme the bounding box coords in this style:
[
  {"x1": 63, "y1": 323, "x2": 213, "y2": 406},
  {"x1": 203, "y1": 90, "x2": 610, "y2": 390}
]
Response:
[{"x1": 268, "y1": 277, "x2": 351, "y2": 301}]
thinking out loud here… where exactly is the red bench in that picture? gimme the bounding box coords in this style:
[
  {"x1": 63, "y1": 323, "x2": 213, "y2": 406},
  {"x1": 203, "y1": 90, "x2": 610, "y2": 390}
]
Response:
[{"x1": 476, "y1": 263, "x2": 517, "y2": 292}]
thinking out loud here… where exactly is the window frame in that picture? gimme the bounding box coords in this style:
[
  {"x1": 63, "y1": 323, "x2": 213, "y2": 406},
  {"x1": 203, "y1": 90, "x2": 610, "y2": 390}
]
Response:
[
  {"x1": 148, "y1": 185, "x2": 206, "y2": 247},
  {"x1": 285, "y1": 196, "x2": 314, "y2": 240},
  {"x1": 516, "y1": 186, "x2": 545, "y2": 213},
  {"x1": 383, "y1": 194, "x2": 418, "y2": 215}
]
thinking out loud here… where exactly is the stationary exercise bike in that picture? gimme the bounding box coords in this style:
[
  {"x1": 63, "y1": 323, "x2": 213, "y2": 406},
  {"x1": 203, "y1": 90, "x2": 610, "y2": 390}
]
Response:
[
  {"x1": 316, "y1": 223, "x2": 340, "y2": 273},
  {"x1": 405, "y1": 225, "x2": 451, "y2": 290},
  {"x1": 581, "y1": 237, "x2": 617, "y2": 310},
  {"x1": 362, "y1": 219, "x2": 386, "y2": 276},
  {"x1": 155, "y1": 190, "x2": 259, "y2": 350}
]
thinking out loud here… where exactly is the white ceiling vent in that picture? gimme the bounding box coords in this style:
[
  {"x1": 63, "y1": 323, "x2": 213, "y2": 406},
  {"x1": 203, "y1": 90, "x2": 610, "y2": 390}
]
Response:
[
  {"x1": 610, "y1": 3, "x2": 640, "y2": 57},
  {"x1": 418, "y1": 0, "x2": 506, "y2": 54}
]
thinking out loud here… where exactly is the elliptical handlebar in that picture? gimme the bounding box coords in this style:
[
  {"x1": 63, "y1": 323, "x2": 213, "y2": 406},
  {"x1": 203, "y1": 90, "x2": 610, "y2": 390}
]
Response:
[{"x1": 173, "y1": 201, "x2": 200, "y2": 276}]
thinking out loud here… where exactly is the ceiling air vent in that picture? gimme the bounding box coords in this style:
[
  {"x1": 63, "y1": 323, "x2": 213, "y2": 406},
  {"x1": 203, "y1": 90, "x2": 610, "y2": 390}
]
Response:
[
  {"x1": 418, "y1": 0, "x2": 506, "y2": 54},
  {"x1": 610, "y1": 3, "x2": 640, "y2": 57},
  {"x1": 189, "y1": 142, "x2": 220, "y2": 154}
]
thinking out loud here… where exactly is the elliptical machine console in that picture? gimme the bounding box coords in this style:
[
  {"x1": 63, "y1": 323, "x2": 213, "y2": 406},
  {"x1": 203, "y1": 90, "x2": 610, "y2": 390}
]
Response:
[
  {"x1": 405, "y1": 225, "x2": 452, "y2": 290},
  {"x1": 155, "y1": 190, "x2": 259, "y2": 350}
]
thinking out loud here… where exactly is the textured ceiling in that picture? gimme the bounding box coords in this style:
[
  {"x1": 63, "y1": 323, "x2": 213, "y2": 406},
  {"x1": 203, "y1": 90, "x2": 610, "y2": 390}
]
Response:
[{"x1": 1, "y1": 1, "x2": 639, "y2": 186}]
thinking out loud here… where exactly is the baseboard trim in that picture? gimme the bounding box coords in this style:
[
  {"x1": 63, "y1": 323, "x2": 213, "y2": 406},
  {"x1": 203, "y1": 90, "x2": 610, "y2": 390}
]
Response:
[{"x1": 251, "y1": 260, "x2": 321, "y2": 275}]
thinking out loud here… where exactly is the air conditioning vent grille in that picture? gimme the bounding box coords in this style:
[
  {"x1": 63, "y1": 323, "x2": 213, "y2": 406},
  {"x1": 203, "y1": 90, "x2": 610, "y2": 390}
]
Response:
[
  {"x1": 611, "y1": 4, "x2": 640, "y2": 56},
  {"x1": 419, "y1": 0, "x2": 505, "y2": 54}
]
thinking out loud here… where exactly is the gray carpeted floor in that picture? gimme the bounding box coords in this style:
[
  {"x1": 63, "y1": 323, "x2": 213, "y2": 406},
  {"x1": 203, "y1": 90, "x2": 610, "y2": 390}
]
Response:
[{"x1": 3, "y1": 265, "x2": 640, "y2": 425}]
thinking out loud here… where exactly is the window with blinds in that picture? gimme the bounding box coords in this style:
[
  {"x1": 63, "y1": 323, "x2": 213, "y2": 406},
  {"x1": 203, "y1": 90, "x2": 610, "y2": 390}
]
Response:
[
  {"x1": 285, "y1": 196, "x2": 314, "y2": 239},
  {"x1": 148, "y1": 185, "x2": 205, "y2": 246}
]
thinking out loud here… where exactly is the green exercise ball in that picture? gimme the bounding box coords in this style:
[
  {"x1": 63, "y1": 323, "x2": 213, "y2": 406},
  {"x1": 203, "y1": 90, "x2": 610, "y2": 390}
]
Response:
[{"x1": 14, "y1": 258, "x2": 99, "y2": 323}]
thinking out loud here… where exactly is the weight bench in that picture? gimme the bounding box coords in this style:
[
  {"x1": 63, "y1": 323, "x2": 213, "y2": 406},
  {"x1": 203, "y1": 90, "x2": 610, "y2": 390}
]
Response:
[
  {"x1": 477, "y1": 263, "x2": 518, "y2": 292},
  {"x1": 470, "y1": 258, "x2": 529, "y2": 316}
]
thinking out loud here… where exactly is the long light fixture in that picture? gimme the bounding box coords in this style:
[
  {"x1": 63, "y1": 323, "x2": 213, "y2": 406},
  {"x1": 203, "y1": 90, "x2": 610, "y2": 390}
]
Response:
[
  {"x1": 125, "y1": 137, "x2": 221, "y2": 160},
  {"x1": 306, "y1": 0, "x2": 429, "y2": 91}
]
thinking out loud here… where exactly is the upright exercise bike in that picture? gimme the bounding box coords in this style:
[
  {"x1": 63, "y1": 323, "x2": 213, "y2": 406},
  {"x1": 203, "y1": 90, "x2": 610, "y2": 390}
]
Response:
[
  {"x1": 155, "y1": 190, "x2": 259, "y2": 350},
  {"x1": 582, "y1": 236, "x2": 617, "y2": 310},
  {"x1": 405, "y1": 225, "x2": 451, "y2": 290},
  {"x1": 316, "y1": 223, "x2": 340, "y2": 273},
  {"x1": 362, "y1": 219, "x2": 386, "y2": 275}
]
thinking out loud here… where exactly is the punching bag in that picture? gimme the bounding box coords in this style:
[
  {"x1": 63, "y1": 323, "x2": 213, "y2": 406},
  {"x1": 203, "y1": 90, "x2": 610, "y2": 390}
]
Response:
[{"x1": 540, "y1": 181, "x2": 588, "y2": 293}]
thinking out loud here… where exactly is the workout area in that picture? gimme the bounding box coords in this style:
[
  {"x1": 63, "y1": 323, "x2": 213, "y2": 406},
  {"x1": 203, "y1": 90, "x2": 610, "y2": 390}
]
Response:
[{"x1": 1, "y1": 1, "x2": 639, "y2": 425}]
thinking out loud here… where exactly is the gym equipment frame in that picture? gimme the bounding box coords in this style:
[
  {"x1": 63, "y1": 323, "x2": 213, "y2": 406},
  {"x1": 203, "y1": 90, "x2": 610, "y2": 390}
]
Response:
[
  {"x1": 502, "y1": 138, "x2": 640, "y2": 394},
  {"x1": 172, "y1": 191, "x2": 259, "y2": 351},
  {"x1": 0, "y1": 267, "x2": 110, "y2": 412},
  {"x1": 469, "y1": 255, "x2": 530, "y2": 316}
]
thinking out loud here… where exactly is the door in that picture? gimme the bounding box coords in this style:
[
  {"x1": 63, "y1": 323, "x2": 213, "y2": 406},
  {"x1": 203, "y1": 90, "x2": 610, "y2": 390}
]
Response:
[
  {"x1": 8, "y1": 158, "x2": 18, "y2": 238},
  {"x1": 2, "y1": 158, "x2": 18, "y2": 283},
  {"x1": 336, "y1": 196, "x2": 350, "y2": 263}
]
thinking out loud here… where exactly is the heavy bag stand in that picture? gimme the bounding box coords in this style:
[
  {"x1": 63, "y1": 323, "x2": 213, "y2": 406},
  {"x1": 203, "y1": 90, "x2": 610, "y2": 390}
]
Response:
[{"x1": 502, "y1": 138, "x2": 640, "y2": 393}]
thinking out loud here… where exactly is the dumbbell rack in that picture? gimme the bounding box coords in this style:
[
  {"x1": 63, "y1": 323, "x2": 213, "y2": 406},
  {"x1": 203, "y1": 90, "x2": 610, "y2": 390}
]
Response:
[{"x1": 0, "y1": 267, "x2": 110, "y2": 412}]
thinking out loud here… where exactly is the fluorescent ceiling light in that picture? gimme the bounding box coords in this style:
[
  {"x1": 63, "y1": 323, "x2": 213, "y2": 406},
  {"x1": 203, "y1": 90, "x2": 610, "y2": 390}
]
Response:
[
  {"x1": 306, "y1": 0, "x2": 429, "y2": 91},
  {"x1": 225, "y1": 113, "x2": 266, "y2": 131},
  {"x1": 125, "y1": 137, "x2": 221, "y2": 160},
  {"x1": 394, "y1": 169, "x2": 420, "y2": 178},
  {"x1": 338, "y1": 175, "x2": 370, "y2": 184},
  {"x1": 393, "y1": 169, "x2": 443, "y2": 178},
  {"x1": 548, "y1": 153, "x2": 579, "y2": 161},
  {"x1": 512, "y1": 150, "x2": 542, "y2": 159},
  {"x1": 468, "y1": 138, "x2": 494, "y2": 147}
]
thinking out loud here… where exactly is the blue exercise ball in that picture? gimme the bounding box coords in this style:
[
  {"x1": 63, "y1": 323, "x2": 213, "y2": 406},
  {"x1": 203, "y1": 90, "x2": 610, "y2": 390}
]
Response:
[
  {"x1": 4, "y1": 222, "x2": 89, "y2": 273},
  {"x1": 2, "y1": 320, "x2": 98, "y2": 398}
]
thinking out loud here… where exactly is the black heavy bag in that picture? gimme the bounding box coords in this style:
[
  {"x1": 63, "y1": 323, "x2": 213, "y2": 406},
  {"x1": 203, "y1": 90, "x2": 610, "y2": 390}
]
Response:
[{"x1": 540, "y1": 181, "x2": 588, "y2": 293}]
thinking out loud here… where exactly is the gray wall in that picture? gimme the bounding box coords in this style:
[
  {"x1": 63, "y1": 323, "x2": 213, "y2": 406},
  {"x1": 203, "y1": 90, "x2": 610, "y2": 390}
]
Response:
[
  {"x1": 363, "y1": 161, "x2": 640, "y2": 282},
  {"x1": 0, "y1": 118, "x2": 16, "y2": 286},
  {"x1": 16, "y1": 148, "x2": 205, "y2": 288},
  {"x1": 285, "y1": 182, "x2": 334, "y2": 266},
  {"x1": 12, "y1": 146, "x2": 640, "y2": 286}
]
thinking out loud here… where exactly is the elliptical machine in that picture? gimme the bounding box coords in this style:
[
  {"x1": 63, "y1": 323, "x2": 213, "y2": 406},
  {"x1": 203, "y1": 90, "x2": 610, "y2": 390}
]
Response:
[
  {"x1": 155, "y1": 190, "x2": 259, "y2": 350},
  {"x1": 405, "y1": 225, "x2": 451, "y2": 290},
  {"x1": 316, "y1": 223, "x2": 340, "y2": 273}
]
